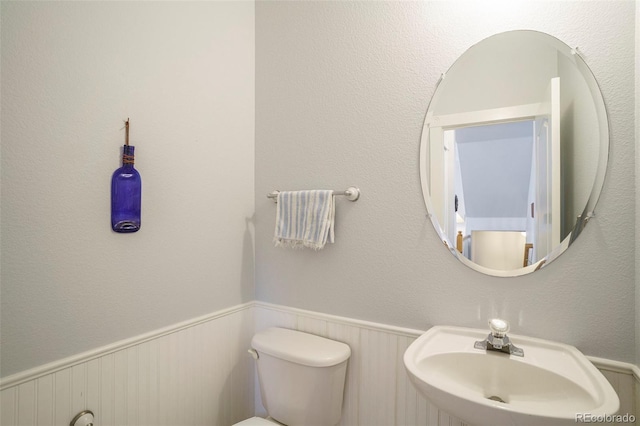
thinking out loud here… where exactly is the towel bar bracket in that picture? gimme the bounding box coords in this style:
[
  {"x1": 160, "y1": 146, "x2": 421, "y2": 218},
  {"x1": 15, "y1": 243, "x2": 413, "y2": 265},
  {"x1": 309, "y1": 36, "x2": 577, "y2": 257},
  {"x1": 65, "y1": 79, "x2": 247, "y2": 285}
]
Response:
[{"x1": 343, "y1": 186, "x2": 360, "y2": 201}]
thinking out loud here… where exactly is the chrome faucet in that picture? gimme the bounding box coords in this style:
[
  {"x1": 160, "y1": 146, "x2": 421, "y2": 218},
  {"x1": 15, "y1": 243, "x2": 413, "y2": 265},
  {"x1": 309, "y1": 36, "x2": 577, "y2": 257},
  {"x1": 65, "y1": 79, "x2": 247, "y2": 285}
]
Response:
[{"x1": 474, "y1": 319, "x2": 524, "y2": 357}]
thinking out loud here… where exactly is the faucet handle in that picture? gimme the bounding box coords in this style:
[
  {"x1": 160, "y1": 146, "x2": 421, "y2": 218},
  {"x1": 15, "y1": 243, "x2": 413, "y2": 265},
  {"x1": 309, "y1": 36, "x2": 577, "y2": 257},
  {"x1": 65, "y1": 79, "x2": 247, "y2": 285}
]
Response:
[{"x1": 489, "y1": 318, "x2": 510, "y2": 337}]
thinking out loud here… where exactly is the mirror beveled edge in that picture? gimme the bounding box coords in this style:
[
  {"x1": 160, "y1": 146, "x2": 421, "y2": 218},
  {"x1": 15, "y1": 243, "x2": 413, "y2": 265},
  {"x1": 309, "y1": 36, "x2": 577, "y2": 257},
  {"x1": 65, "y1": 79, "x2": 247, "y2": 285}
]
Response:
[{"x1": 419, "y1": 30, "x2": 610, "y2": 278}]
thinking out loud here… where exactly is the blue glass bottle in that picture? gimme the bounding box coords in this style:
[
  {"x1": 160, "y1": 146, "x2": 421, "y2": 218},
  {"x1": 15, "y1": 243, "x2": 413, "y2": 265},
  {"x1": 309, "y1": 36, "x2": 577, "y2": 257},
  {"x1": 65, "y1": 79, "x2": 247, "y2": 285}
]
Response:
[{"x1": 111, "y1": 145, "x2": 141, "y2": 232}]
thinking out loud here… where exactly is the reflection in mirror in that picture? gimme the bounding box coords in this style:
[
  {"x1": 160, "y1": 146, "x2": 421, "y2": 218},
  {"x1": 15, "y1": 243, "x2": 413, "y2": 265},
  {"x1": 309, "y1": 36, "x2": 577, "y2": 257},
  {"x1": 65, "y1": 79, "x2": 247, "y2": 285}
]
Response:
[{"x1": 420, "y1": 31, "x2": 609, "y2": 277}]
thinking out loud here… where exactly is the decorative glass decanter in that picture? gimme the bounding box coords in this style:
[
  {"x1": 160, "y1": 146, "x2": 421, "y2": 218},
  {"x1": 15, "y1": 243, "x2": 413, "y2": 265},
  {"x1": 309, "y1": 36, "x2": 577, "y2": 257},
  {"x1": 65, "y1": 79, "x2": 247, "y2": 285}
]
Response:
[{"x1": 111, "y1": 120, "x2": 141, "y2": 232}]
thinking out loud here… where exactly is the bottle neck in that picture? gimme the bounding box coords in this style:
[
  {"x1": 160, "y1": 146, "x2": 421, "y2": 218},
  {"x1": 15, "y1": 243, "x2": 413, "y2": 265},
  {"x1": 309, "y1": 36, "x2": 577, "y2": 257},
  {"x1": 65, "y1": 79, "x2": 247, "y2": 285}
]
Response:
[{"x1": 122, "y1": 145, "x2": 135, "y2": 167}]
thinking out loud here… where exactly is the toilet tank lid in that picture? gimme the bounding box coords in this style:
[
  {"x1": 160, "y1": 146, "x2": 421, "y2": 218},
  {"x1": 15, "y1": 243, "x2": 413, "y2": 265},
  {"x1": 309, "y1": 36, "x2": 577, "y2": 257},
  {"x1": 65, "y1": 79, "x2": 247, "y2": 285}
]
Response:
[{"x1": 252, "y1": 327, "x2": 351, "y2": 367}]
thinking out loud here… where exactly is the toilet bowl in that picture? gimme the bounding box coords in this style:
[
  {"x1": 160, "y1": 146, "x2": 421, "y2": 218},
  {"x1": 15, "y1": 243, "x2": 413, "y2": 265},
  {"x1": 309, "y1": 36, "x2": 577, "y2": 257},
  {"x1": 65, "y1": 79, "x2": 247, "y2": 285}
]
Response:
[{"x1": 233, "y1": 327, "x2": 351, "y2": 426}]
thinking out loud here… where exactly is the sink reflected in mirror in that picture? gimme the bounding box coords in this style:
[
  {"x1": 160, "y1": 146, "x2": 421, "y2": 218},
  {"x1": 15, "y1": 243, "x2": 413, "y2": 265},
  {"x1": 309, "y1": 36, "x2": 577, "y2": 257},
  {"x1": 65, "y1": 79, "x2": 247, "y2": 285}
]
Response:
[{"x1": 403, "y1": 326, "x2": 619, "y2": 426}]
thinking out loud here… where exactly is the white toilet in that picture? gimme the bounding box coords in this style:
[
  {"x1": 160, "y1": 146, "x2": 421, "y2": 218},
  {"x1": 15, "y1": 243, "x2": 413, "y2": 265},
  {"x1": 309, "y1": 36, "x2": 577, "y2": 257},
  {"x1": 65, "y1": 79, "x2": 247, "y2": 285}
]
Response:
[{"x1": 234, "y1": 327, "x2": 351, "y2": 426}]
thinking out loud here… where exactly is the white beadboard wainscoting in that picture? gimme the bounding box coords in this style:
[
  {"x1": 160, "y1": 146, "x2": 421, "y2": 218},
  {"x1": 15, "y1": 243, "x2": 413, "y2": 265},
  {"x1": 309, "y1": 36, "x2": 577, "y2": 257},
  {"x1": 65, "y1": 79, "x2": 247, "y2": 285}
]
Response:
[
  {"x1": 0, "y1": 303, "x2": 255, "y2": 426},
  {"x1": 2, "y1": 301, "x2": 638, "y2": 426}
]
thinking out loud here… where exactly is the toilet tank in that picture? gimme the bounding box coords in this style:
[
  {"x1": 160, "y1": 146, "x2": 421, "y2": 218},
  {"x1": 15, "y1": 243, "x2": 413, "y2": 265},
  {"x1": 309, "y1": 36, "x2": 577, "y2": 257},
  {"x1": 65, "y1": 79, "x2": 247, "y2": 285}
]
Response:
[{"x1": 251, "y1": 327, "x2": 351, "y2": 426}]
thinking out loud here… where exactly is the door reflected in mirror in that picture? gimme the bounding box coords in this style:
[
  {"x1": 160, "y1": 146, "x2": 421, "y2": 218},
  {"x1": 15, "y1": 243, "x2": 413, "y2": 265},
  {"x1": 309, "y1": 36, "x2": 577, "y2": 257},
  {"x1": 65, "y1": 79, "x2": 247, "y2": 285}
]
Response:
[{"x1": 420, "y1": 31, "x2": 609, "y2": 277}]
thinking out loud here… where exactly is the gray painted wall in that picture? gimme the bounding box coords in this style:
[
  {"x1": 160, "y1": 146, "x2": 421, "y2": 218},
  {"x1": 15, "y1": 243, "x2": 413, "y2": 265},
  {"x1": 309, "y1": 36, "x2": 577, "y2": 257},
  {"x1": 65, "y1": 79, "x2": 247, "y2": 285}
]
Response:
[
  {"x1": 1, "y1": 0, "x2": 636, "y2": 380},
  {"x1": 636, "y1": 1, "x2": 640, "y2": 366},
  {"x1": 255, "y1": 1, "x2": 637, "y2": 362},
  {"x1": 0, "y1": 2, "x2": 255, "y2": 377}
]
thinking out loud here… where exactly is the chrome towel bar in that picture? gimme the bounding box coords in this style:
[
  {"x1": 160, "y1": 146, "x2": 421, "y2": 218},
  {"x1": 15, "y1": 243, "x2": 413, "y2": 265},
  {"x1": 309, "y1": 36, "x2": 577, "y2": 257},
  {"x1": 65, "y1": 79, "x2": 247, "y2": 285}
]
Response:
[{"x1": 267, "y1": 186, "x2": 360, "y2": 202}]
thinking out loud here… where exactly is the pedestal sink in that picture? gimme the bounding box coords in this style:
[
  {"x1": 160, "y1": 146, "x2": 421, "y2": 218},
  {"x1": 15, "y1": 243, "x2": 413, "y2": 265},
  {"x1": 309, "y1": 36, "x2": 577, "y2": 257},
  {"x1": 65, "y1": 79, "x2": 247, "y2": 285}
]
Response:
[{"x1": 403, "y1": 325, "x2": 619, "y2": 426}]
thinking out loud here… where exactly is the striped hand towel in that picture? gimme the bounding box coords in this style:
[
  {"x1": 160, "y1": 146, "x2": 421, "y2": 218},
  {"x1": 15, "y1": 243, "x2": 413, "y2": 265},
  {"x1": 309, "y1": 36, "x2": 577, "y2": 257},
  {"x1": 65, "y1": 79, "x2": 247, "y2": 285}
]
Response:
[{"x1": 274, "y1": 190, "x2": 335, "y2": 249}]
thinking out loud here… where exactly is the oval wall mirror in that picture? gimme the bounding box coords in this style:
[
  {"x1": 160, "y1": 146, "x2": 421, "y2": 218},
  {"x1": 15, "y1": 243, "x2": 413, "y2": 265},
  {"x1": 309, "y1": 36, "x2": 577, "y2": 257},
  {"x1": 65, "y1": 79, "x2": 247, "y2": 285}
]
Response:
[{"x1": 419, "y1": 30, "x2": 609, "y2": 277}]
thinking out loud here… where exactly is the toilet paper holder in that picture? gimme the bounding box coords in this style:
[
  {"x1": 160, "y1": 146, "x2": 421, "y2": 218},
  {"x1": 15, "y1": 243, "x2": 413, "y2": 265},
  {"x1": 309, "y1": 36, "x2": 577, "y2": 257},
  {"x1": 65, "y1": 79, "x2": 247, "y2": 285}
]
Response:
[{"x1": 70, "y1": 410, "x2": 94, "y2": 426}]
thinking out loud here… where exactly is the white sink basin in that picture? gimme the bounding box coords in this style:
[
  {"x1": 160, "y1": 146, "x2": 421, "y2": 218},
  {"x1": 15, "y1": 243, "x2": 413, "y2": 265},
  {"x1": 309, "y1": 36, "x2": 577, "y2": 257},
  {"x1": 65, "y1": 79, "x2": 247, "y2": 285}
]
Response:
[{"x1": 403, "y1": 326, "x2": 619, "y2": 426}]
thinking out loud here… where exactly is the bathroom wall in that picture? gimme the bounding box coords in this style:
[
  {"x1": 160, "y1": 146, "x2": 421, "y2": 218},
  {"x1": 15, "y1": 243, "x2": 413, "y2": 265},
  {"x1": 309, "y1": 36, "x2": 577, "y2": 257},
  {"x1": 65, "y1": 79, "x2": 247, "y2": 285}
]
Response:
[
  {"x1": 255, "y1": 1, "x2": 637, "y2": 363},
  {"x1": 0, "y1": 1, "x2": 255, "y2": 377},
  {"x1": 1, "y1": 2, "x2": 638, "y2": 425},
  {"x1": 636, "y1": 0, "x2": 640, "y2": 368}
]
